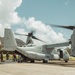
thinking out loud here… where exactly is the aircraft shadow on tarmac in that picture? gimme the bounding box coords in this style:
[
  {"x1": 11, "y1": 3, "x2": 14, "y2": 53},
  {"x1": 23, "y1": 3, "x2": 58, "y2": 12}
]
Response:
[
  {"x1": 1, "y1": 60, "x2": 75, "y2": 68},
  {"x1": 33, "y1": 60, "x2": 75, "y2": 68}
]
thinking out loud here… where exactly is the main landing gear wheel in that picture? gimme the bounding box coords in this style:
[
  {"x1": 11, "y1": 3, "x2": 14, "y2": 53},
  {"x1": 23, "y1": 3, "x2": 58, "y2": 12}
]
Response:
[
  {"x1": 43, "y1": 59, "x2": 48, "y2": 63},
  {"x1": 30, "y1": 60, "x2": 35, "y2": 63},
  {"x1": 17, "y1": 59, "x2": 23, "y2": 63}
]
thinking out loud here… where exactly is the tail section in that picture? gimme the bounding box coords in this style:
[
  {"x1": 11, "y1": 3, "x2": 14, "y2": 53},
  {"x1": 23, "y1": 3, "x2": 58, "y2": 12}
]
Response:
[{"x1": 4, "y1": 28, "x2": 17, "y2": 51}]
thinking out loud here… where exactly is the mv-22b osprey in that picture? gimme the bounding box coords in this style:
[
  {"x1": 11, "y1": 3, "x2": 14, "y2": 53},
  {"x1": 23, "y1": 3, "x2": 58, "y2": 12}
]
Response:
[{"x1": 4, "y1": 28, "x2": 69, "y2": 63}]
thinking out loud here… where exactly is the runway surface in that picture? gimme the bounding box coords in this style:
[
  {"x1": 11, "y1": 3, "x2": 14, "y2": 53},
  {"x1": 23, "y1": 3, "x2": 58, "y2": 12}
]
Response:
[{"x1": 0, "y1": 60, "x2": 75, "y2": 75}]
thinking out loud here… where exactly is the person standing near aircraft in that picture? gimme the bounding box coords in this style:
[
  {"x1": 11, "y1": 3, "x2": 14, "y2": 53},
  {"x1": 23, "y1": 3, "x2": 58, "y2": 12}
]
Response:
[
  {"x1": 13, "y1": 53, "x2": 17, "y2": 61},
  {"x1": 1, "y1": 52, "x2": 3, "y2": 62},
  {"x1": 6, "y1": 52, "x2": 9, "y2": 60},
  {"x1": 0, "y1": 54, "x2": 1, "y2": 62}
]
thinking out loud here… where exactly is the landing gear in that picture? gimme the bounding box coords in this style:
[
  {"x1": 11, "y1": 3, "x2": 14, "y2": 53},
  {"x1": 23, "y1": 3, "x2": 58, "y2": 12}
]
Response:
[
  {"x1": 30, "y1": 60, "x2": 35, "y2": 63},
  {"x1": 65, "y1": 60, "x2": 68, "y2": 63},
  {"x1": 17, "y1": 59, "x2": 23, "y2": 63},
  {"x1": 43, "y1": 59, "x2": 48, "y2": 63},
  {"x1": 17, "y1": 60, "x2": 22, "y2": 63}
]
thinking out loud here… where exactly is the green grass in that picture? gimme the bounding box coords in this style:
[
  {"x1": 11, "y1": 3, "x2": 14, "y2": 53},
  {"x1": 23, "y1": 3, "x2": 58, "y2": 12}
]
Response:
[
  {"x1": 3, "y1": 54, "x2": 18, "y2": 61},
  {"x1": 69, "y1": 56, "x2": 75, "y2": 61}
]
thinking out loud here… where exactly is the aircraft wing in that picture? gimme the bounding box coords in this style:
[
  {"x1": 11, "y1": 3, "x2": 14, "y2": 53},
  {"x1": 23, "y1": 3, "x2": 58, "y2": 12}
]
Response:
[{"x1": 46, "y1": 42, "x2": 69, "y2": 48}]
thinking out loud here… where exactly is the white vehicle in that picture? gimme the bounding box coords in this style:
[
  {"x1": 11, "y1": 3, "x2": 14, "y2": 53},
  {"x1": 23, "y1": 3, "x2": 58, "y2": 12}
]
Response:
[{"x1": 4, "y1": 28, "x2": 69, "y2": 63}]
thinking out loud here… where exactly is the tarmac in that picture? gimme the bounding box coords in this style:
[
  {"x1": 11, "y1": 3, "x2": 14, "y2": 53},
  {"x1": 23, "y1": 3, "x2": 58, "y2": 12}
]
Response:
[{"x1": 0, "y1": 60, "x2": 75, "y2": 75}]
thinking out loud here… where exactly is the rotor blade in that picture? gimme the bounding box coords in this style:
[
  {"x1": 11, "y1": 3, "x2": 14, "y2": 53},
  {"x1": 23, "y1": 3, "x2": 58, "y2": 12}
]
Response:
[
  {"x1": 32, "y1": 35, "x2": 46, "y2": 43},
  {"x1": 15, "y1": 33, "x2": 28, "y2": 36},
  {"x1": 47, "y1": 24, "x2": 75, "y2": 30}
]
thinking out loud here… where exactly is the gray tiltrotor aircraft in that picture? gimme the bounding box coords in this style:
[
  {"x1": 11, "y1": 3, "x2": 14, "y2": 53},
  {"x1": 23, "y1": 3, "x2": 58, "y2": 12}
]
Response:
[{"x1": 4, "y1": 28, "x2": 69, "y2": 63}]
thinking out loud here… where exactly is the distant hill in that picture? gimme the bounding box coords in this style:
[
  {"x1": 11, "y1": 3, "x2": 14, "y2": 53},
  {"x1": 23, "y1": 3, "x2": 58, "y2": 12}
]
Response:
[{"x1": 0, "y1": 37, "x2": 26, "y2": 47}]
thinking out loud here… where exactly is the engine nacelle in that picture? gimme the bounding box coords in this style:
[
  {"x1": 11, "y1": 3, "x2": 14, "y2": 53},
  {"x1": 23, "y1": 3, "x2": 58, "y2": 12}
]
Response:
[
  {"x1": 63, "y1": 50, "x2": 69, "y2": 62},
  {"x1": 70, "y1": 29, "x2": 75, "y2": 57}
]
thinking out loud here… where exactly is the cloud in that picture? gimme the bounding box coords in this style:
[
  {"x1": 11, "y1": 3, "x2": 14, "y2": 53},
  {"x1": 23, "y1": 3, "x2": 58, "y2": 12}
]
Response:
[
  {"x1": 0, "y1": 0, "x2": 22, "y2": 36},
  {"x1": 65, "y1": 1, "x2": 70, "y2": 5},
  {"x1": 0, "y1": 0, "x2": 66, "y2": 45},
  {"x1": 25, "y1": 17, "x2": 66, "y2": 45},
  {"x1": 15, "y1": 17, "x2": 66, "y2": 45}
]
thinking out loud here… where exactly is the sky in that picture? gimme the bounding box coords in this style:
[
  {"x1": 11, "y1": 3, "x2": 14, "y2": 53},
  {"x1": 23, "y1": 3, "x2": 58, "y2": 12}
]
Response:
[
  {"x1": 0, "y1": 0, "x2": 75, "y2": 45},
  {"x1": 17, "y1": 0, "x2": 75, "y2": 25},
  {"x1": 16, "y1": 0, "x2": 75, "y2": 38}
]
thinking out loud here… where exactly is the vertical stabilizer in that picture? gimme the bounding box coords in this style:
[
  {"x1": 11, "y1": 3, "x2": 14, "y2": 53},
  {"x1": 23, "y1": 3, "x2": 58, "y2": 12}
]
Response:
[{"x1": 4, "y1": 28, "x2": 17, "y2": 51}]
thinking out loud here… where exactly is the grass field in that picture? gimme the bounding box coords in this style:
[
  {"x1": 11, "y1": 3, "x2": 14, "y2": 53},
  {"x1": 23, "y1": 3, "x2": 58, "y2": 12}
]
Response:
[
  {"x1": 1, "y1": 54, "x2": 18, "y2": 61},
  {"x1": 69, "y1": 56, "x2": 75, "y2": 61}
]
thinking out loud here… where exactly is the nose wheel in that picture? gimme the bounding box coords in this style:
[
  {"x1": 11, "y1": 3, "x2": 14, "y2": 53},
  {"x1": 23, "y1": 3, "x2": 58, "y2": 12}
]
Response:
[{"x1": 65, "y1": 60, "x2": 68, "y2": 63}]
